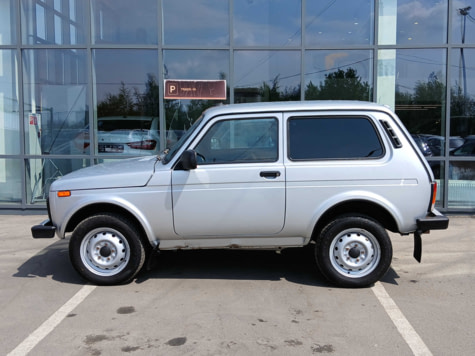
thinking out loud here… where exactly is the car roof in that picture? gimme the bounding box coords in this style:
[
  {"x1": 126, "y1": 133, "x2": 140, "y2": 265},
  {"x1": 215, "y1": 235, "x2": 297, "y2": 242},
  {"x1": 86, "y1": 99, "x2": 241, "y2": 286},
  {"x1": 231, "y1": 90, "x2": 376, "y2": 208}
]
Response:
[{"x1": 202, "y1": 100, "x2": 392, "y2": 117}]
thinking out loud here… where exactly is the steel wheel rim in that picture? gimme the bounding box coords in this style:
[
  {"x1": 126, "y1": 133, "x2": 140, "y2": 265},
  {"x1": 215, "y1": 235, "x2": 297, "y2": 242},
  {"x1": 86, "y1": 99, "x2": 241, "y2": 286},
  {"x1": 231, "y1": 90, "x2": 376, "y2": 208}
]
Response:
[
  {"x1": 329, "y1": 228, "x2": 381, "y2": 278},
  {"x1": 80, "y1": 228, "x2": 130, "y2": 276}
]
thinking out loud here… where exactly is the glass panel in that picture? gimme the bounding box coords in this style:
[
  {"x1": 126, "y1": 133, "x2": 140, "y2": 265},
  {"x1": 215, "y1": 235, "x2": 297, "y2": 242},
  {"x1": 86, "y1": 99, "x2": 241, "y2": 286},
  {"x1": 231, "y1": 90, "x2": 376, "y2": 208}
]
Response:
[
  {"x1": 0, "y1": 159, "x2": 21, "y2": 204},
  {"x1": 450, "y1": 49, "x2": 475, "y2": 140},
  {"x1": 26, "y1": 158, "x2": 89, "y2": 204},
  {"x1": 21, "y1": 0, "x2": 87, "y2": 45},
  {"x1": 451, "y1": 3, "x2": 475, "y2": 44},
  {"x1": 379, "y1": 0, "x2": 448, "y2": 45},
  {"x1": 234, "y1": 50, "x2": 300, "y2": 103},
  {"x1": 393, "y1": 49, "x2": 446, "y2": 148},
  {"x1": 448, "y1": 161, "x2": 475, "y2": 209},
  {"x1": 0, "y1": 0, "x2": 16, "y2": 44},
  {"x1": 163, "y1": 50, "x2": 229, "y2": 146},
  {"x1": 92, "y1": 0, "x2": 158, "y2": 44},
  {"x1": 306, "y1": 0, "x2": 373, "y2": 46},
  {"x1": 0, "y1": 50, "x2": 20, "y2": 154},
  {"x1": 93, "y1": 49, "x2": 159, "y2": 155},
  {"x1": 23, "y1": 49, "x2": 88, "y2": 156},
  {"x1": 234, "y1": 0, "x2": 300, "y2": 46},
  {"x1": 304, "y1": 50, "x2": 373, "y2": 101},
  {"x1": 195, "y1": 118, "x2": 278, "y2": 164},
  {"x1": 163, "y1": 0, "x2": 228, "y2": 45}
]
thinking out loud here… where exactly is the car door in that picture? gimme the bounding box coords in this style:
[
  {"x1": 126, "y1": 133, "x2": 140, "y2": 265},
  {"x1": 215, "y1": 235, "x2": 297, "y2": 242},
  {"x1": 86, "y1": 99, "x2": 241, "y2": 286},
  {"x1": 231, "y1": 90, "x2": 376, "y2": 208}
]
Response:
[{"x1": 171, "y1": 113, "x2": 285, "y2": 237}]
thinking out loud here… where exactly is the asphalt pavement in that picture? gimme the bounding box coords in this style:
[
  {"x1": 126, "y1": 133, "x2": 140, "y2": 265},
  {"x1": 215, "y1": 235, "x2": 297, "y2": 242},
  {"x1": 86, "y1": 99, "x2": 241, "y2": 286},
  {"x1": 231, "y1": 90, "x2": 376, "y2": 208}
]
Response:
[{"x1": 1, "y1": 213, "x2": 474, "y2": 356}]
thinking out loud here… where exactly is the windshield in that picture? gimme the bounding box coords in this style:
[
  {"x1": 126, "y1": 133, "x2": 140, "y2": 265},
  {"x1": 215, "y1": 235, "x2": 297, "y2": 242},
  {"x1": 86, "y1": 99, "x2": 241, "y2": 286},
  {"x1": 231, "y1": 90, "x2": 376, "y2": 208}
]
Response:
[{"x1": 162, "y1": 115, "x2": 204, "y2": 164}]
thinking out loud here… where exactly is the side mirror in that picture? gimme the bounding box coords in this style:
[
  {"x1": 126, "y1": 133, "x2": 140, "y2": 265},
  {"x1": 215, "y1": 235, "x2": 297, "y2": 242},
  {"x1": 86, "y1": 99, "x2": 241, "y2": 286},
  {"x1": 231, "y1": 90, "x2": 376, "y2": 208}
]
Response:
[{"x1": 179, "y1": 150, "x2": 197, "y2": 170}]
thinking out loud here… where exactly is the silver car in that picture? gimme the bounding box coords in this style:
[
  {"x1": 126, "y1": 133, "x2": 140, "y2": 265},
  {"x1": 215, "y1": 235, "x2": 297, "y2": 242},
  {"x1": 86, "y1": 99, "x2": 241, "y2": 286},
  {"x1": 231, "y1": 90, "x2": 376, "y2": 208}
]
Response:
[{"x1": 32, "y1": 101, "x2": 449, "y2": 287}]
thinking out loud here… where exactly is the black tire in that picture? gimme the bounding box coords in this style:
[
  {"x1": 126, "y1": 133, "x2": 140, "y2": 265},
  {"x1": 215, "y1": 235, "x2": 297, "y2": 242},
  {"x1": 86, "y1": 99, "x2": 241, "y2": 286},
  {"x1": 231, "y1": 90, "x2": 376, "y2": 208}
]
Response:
[
  {"x1": 315, "y1": 216, "x2": 392, "y2": 288},
  {"x1": 69, "y1": 213, "x2": 145, "y2": 285}
]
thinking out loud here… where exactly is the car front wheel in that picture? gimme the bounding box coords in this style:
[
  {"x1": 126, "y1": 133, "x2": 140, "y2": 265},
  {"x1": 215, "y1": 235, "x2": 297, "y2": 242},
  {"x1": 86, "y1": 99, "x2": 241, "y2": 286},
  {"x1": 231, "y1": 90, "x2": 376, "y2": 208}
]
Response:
[
  {"x1": 69, "y1": 213, "x2": 145, "y2": 285},
  {"x1": 315, "y1": 216, "x2": 392, "y2": 288}
]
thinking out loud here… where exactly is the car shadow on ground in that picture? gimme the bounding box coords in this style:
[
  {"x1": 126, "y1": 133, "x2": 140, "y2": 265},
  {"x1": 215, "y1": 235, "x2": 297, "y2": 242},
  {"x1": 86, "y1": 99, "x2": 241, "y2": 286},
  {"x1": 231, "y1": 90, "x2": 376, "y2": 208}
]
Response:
[
  {"x1": 137, "y1": 246, "x2": 332, "y2": 287},
  {"x1": 138, "y1": 247, "x2": 401, "y2": 287},
  {"x1": 13, "y1": 239, "x2": 84, "y2": 285},
  {"x1": 13, "y1": 240, "x2": 401, "y2": 288}
]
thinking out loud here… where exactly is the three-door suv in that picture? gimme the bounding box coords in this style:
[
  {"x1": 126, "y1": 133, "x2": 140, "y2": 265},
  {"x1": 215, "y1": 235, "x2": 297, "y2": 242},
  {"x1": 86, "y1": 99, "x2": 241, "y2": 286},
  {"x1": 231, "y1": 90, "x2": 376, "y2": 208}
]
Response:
[{"x1": 32, "y1": 101, "x2": 449, "y2": 287}]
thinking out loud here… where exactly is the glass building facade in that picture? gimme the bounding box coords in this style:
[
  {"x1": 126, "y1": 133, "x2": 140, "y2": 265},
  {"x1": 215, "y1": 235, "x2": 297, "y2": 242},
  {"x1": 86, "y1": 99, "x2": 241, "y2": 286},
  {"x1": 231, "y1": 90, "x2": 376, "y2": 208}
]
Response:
[{"x1": 0, "y1": 0, "x2": 474, "y2": 212}]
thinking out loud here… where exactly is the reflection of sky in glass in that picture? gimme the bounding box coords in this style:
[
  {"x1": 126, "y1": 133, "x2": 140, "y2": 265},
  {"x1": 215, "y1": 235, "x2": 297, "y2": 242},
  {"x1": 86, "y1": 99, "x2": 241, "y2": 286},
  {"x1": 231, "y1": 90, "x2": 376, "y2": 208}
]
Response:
[
  {"x1": 234, "y1": 51, "x2": 300, "y2": 89},
  {"x1": 306, "y1": 0, "x2": 373, "y2": 45},
  {"x1": 92, "y1": 0, "x2": 158, "y2": 44},
  {"x1": 305, "y1": 50, "x2": 372, "y2": 86},
  {"x1": 22, "y1": 0, "x2": 87, "y2": 45},
  {"x1": 452, "y1": 49, "x2": 475, "y2": 98},
  {"x1": 396, "y1": 49, "x2": 446, "y2": 94},
  {"x1": 0, "y1": 50, "x2": 19, "y2": 154},
  {"x1": 163, "y1": 0, "x2": 229, "y2": 45},
  {"x1": 234, "y1": 0, "x2": 301, "y2": 46},
  {"x1": 0, "y1": 0, "x2": 16, "y2": 44},
  {"x1": 93, "y1": 50, "x2": 158, "y2": 102},
  {"x1": 164, "y1": 50, "x2": 229, "y2": 80},
  {"x1": 395, "y1": 0, "x2": 448, "y2": 44},
  {"x1": 452, "y1": 0, "x2": 475, "y2": 44}
]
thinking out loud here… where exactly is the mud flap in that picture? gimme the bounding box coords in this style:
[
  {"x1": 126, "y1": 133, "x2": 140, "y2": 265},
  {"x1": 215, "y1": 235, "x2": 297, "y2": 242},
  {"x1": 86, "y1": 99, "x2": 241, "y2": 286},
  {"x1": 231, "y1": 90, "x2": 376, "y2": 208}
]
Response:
[
  {"x1": 146, "y1": 245, "x2": 160, "y2": 271},
  {"x1": 413, "y1": 230, "x2": 422, "y2": 263}
]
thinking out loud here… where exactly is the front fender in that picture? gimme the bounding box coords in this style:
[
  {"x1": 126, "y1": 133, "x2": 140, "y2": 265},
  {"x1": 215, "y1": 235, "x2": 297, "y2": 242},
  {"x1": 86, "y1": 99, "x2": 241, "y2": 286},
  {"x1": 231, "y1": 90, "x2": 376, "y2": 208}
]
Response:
[{"x1": 51, "y1": 193, "x2": 157, "y2": 246}]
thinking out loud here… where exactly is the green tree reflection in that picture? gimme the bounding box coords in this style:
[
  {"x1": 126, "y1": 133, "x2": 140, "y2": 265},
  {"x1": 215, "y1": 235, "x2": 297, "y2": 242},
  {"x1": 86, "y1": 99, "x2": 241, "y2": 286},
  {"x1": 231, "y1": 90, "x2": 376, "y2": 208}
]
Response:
[
  {"x1": 305, "y1": 68, "x2": 372, "y2": 101},
  {"x1": 395, "y1": 73, "x2": 445, "y2": 135},
  {"x1": 97, "y1": 74, "x2": 159, "y2": 118}
]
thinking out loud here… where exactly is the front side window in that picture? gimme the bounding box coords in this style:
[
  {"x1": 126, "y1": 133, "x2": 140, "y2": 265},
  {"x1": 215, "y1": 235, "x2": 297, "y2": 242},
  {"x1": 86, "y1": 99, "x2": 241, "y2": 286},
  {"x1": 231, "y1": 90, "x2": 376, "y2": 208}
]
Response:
[
  {"x1": 288, "y1": 117, "x2": 383, "y2": 160},
  {"x1": 195, "y1": 118, "x2": 278, "y2": 164}
]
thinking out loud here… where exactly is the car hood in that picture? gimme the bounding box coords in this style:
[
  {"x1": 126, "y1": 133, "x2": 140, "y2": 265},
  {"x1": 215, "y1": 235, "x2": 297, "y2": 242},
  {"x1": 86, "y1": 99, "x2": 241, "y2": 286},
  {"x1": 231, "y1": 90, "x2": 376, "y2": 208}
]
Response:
[{"x1": 51, "y1": 156, "x2": 158, "y2": 191}]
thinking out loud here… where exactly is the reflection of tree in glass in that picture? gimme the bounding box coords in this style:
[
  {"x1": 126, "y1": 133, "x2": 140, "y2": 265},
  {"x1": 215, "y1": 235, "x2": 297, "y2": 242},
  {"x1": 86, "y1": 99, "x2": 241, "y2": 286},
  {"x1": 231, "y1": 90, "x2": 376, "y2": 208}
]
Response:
[
  {"x1": 450, "y1": 86, "x2": 475, "y2": 136},
  {"x1": 396, "y1": 73, "x2": 445, "y2": 135},
  {"x1": 258, "y1": 75, "x2": 301, "y2": 102},
  {"x1": 305, "y1": 68, "x2": 371, "y2": 101},
  {"x1": 97, "y1": 74, "x2": 159, "y2": 118}
]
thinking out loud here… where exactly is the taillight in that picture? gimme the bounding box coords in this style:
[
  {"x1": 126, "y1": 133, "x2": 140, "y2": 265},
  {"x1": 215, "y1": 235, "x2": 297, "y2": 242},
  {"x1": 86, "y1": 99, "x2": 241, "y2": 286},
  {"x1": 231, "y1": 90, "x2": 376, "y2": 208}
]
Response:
[
  {"x1": 430, "y1": 181, "x2": 437, "y2": 210},
  {"x1": 127, "y1": 140, "x2": 157, "y2": 150}
]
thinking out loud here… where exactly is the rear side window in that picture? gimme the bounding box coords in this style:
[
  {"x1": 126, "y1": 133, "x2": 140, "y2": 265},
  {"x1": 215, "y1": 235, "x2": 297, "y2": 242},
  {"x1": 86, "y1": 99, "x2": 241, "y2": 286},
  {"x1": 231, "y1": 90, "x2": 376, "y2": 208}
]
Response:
[{"x1": 288, "y1": 116, "x2": 384, "y2": 160}]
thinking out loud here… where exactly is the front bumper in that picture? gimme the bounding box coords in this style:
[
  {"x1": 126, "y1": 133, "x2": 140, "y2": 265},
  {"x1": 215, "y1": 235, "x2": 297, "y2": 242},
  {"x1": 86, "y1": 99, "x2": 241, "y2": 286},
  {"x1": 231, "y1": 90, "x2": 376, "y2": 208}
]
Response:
[
  {"x1": 31, "y1": 219, "x2": 56, "y2": 238},
  {"x1": 413, "y1": 209, "x2": 449, "y2": 262}
]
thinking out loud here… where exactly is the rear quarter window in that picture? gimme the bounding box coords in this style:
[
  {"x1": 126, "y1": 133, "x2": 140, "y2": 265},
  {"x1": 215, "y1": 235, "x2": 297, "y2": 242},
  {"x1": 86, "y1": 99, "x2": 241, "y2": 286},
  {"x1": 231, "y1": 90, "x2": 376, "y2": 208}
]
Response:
[{"x1": 288, "y1": 116, "x2": 384, "y2": 160}]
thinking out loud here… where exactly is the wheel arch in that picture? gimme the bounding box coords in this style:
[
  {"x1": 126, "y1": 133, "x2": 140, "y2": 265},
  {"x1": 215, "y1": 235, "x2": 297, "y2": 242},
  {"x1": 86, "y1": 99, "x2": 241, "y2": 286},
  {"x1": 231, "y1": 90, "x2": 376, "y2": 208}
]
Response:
[
  {"x1": 311, "y1": 199, "x2": 399, "y2": 241},
  {"x1": 65, "y1": 203, "x2": 154, "y2": 250}
]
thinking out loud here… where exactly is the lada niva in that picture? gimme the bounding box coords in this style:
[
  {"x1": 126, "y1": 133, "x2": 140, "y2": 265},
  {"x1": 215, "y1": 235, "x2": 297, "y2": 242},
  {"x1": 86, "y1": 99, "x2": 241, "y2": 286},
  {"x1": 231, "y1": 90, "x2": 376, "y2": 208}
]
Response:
[{"x1": 32, "y1": 101, "x2": 449, "y2": 287}]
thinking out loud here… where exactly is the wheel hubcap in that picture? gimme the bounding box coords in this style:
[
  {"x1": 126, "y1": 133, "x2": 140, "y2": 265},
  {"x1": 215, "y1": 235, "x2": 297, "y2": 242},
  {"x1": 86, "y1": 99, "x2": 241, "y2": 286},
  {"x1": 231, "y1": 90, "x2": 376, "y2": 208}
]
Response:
[
  {"x1": 330, "y1": 229, "x2": 381, "y2": 278},
  {"x1": 80, "y1": 228, "x2": 129, "y2": 276}
]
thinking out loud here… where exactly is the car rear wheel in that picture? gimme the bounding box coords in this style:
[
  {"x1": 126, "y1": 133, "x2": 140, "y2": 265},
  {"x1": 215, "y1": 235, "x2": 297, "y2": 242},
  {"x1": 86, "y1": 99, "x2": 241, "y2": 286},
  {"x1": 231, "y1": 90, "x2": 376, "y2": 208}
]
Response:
[
  {"x1": 315, "y1": 216, "x2": 392, "y2": 288},
  {"x1": 69, "y1": 213, "x2": 145, "y2": 285}
]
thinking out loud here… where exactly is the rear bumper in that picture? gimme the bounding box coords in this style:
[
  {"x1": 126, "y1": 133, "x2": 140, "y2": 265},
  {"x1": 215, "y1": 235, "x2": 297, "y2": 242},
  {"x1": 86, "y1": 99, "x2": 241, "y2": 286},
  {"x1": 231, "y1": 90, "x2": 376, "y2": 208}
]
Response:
[
  {"x1": 413, "y1": 209, "x2": 449, "y2": 263},
  {"x1": 31, "y1": 219, "x2": 56, "y2": 238},
  {"x1": 416, "y1": 209, "x2": 449, "y2": 231}
]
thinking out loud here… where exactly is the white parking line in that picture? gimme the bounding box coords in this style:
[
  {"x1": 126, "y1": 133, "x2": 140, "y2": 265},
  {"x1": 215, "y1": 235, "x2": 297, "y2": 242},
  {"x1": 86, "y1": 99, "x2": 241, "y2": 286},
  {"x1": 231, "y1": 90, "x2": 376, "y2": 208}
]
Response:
[
  {"x1": 7, "y1": 285, "x2": 96, "y2": 356},
  {"x1": 372, "y1": 282, "x2": 433, "y2": 356}
]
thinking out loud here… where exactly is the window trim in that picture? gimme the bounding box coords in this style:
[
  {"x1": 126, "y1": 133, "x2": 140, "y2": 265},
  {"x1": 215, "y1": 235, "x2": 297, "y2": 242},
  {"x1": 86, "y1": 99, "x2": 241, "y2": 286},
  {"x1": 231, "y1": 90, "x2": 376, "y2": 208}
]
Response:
[
  {"x1": 192, "y1": 116, "x2": 280, "y2": 165},
  {"x1": 286, "y1": 115, "x2": 385, "y2": 161}
]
